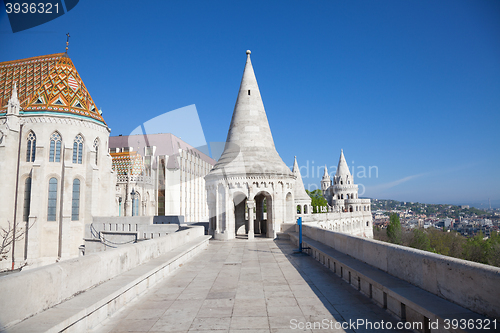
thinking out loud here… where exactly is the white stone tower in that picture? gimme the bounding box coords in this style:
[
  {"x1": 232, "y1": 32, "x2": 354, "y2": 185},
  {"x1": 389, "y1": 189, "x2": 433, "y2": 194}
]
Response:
[
  {"x1": 205, "y1": 50, "x2": 296, "y2": 240},
  {"x1": 322, "y1": 149, "x2": 366, "y2": 213},
  {"x1": 321, "y1": 164, "x2": 330, "y2": 193}
]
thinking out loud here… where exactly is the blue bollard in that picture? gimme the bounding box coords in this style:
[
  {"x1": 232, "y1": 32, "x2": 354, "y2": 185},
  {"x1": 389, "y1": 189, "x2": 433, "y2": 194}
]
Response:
[
  {"x1": 293, "y1": 217, "x2": 303, "y2": 253},
  {"x1": 298, "y1": 217, "x2": 303, "y2": 252}
]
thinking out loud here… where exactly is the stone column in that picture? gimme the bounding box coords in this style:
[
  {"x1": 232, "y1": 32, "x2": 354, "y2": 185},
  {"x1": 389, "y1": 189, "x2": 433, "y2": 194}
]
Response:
[{"x1": 247, "y1": 200, "x2": 255, "y2": 240}]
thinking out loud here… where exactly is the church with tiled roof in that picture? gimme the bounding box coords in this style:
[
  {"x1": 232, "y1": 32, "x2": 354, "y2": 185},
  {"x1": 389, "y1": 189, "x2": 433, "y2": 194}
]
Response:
[
  {"x1": 0, "y1": 53, "x2": 105, "y2": 125},
  {"x1": 0, "y1": 51, "x2": 115, "y2": 270}
]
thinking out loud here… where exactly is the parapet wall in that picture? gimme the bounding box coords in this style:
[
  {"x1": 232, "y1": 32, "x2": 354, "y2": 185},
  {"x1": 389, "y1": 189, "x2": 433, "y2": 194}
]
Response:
[
  {"x1": 301, "y1": 211, "x2": 373, "y2": 238},
  {"x1": 0, "y1": 226, "x2": 205, "y2": 329},
  {"x1": 300, "y1": 224, "x2": 500, "y2": 319}
]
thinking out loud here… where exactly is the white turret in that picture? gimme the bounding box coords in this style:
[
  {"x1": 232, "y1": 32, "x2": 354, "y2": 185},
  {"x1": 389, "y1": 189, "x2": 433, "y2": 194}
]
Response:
[
  {"x1": 333, "y1": 149, "x2": 352, "y2": 186},
  {"x1": 321, "y1": 164, "x2": 330, "y2": 192}
]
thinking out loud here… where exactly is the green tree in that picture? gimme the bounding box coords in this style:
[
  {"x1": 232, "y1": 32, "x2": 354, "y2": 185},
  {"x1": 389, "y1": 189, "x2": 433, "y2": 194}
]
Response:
[
  {"x1": 387, "y1": 213, "x2": 402, "y2": 244},
  {"x1": 306, "y1": 189, "x2": 328, "y2": 213},
  {"x1": 487, "y1": 232, "x2": 500, "y2": 267},
  {"x1": 409, "y1": 229, "x2": 431, "y2": 251},
  {"x1": 463, "y1": 232, "x2": 489, "y2": 264},
  {"x1": 428, "y1": 229, "x2": 465, "y2": 258}
]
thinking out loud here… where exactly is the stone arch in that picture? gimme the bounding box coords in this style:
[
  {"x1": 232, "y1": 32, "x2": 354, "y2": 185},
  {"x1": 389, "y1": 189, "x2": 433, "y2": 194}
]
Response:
[
  {"x1": 131, "y1": 190, "x2": 141, "y2": 216},
  {"x1": 73, "y1": 134, "x2": 84, "y2": 164},
  {"x1": 233, "y1": 191, "x2": 247, "y2": 236},
  {"x1": 286, "y1": 192, "x2": 293, "y2": 222},
  {"x1": 49, "y1": 131, "x2": 62, "y2": 162},
  {"x1": 254, "y1": 190, "x2": 272, "y2": 236},
  {"x1": 26, "y1": 130, "x2": 36, "y2": 162}
]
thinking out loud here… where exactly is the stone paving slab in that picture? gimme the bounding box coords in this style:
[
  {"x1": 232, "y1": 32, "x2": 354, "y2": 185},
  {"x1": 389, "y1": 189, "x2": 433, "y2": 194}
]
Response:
[{"x1": 91, "y1": 238, "x2": 412, "y2": 333}]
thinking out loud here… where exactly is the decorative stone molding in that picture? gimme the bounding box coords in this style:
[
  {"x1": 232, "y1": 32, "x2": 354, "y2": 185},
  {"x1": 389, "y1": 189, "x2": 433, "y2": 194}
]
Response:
[{"x1": 20, "y1": 115, "x2": 109, "y2": 133}]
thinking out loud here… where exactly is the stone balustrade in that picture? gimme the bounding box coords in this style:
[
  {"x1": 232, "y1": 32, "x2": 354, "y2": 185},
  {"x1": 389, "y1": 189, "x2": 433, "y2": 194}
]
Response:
[{"x1": 292, "y1": 224, "x2": 500, "y2": 320}]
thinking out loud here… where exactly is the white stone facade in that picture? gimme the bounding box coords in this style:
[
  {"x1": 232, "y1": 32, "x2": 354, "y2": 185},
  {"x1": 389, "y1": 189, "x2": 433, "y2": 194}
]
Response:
[
  {"x1": 109, "y1": 133, "x2": 215, "y2": 222},
  {"x1": 0, "y1": 91, "x2": 115, "y2": 270}
]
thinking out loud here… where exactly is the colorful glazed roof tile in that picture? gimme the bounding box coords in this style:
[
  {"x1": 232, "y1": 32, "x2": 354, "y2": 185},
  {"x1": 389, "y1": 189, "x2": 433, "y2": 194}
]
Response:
[
  {"x1": 0, "y1": 53, "x2": 106, "y2": 125},
  {"x1": 111, "y1": 152, "x2": 145, "y2": 176}
]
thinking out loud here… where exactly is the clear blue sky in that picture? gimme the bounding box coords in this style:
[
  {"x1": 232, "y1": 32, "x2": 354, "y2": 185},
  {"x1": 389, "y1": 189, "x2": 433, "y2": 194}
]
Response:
[{"x1": 1, "y1": 0, "x2": 499, "y2": 207}]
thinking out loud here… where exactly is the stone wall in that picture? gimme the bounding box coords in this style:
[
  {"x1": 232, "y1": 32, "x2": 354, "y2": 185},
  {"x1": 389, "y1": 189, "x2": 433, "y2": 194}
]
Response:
[
  {"x1": 0, "y1": 226, "x2": 205, "y2": 329},
  {"x1": 299, "y1": 225, "x2": 500, "y2": 319},
  {"x1": 84, "y1": 216, "x2": 181, "y2": 253},
  {"x1": 301, "y1": 211, "x2": 373, "y2": 238}
]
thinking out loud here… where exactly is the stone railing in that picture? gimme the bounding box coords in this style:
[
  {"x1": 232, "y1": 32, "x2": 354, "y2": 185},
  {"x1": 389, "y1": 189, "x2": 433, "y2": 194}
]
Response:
[
  {"x1": 0, "y1": 226, "x2": 206, "y2": 329},
  {"x1": 298, "y1": 224, "x2": 500, "y2": 320},
  {"x1": 116, "y1": 174, "x2": 153, "y2": 184}
]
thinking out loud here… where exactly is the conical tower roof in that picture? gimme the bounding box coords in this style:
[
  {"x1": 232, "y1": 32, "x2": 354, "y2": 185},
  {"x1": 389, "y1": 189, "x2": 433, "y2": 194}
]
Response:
[
  {"x1": 322, "y1": 164, "x2": 330, "y2": 180},
  {"x1": 293, "y1": 156, "x2": 311, "y2": 201},
  {"x1": 336, "y1": 149, "x2": 352, "y2": 178},
  {"x1": 209, "y1": 51, "x2": 292, "y2": 177}
]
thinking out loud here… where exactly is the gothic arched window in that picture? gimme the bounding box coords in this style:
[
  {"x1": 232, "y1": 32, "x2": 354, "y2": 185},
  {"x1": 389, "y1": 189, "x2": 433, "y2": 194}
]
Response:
[
  {"x1": 72, "y1": 179, "x2": 80, "y2": 221},
  {"x1": 93, "y1": 138, "x2": 99, "y2": 165},
  {"x1": 47, "y1": 178, "x2": 58, "y2": 221},
  {"x1": 23, "y1": 177, "x2": 32, "y2": 222},
  {"x1": 49, "y1": 132, "x2": 62, "y2": 162},
  {"x1": 26, "y1": 131, "x2": 36, "y2": 162},
  {"x1": 73, "y1": 135, "x2": 84, "y2": 164}
]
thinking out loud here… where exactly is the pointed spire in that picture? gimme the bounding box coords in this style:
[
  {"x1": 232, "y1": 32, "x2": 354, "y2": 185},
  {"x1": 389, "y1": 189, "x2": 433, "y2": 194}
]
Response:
[
  {"x1": 65, "y1": 33, "x2": 70, "y2": 54},
  {"x1": 292, "y1": 156, "x2": 299, "y2": 172},
  {"x1": 210, "y1": 50, "x2": 292, "y2": 176},
  {"x1": 7, "y1": 82, "x2": 20, "y2": 115},
  {"x1": 336, "y1": 149, "x2": 352, "y2": 178},
  {"x1": 225, "y1": 49, "x2": 276, "y2": 149},
  {"x1": 11, "y1": 82, "x2": 18, "y2": 102},
  {"x1": 293, "y1": 156, "x2": 311, "y2": 201},
  {"x1": 322, "y1": 164, "x2": 330, "y2": 180}
]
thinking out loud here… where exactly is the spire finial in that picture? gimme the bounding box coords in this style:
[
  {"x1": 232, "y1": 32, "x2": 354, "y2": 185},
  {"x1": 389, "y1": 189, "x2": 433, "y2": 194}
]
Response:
[
  {"x1": 322, "y1": 164, "x2": 329, "y2": 178},
  {"x1": 246, "y1": 50, "x2": 251, "y2": 55},
  {"x1": 65, "y1": 33, "x2": 70, "y2": 53}
]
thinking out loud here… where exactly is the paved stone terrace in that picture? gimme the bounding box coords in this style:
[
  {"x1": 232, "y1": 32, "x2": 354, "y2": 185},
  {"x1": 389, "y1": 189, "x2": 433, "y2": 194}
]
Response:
[{"x1": 92, "y1": 238, "x2": 412, "y2": 333}]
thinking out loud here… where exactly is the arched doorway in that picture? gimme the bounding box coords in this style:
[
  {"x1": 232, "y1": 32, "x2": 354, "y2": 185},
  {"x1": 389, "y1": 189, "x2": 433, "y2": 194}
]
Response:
[
  {"x1": 233, "y1": 192, "x2": 247, "y2": 237},
  {"x1": 286, "y1": 192, "x2": 293, "y2": 222},
  {"x1": 254, "y1": 191, "x2": 272, "y2": 237}
]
